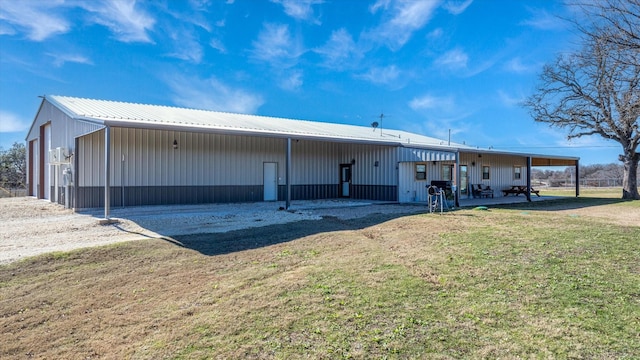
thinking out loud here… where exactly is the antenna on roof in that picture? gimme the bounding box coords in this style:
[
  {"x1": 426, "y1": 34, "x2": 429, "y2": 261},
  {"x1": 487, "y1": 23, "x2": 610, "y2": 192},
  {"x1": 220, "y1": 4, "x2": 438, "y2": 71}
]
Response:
[{"x1": 373, "y1": 112, "x2": 390, "y2": 137}]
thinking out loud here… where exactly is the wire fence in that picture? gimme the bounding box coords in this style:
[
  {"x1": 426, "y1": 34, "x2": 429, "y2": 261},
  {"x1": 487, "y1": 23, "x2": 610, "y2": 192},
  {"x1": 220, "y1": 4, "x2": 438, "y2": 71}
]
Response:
[
  {"x1": 539, "y1": 179, "x2": 624, "y2": 188},
  {"x1": 0, "y1": 186, "x2": 27, "y2": 198}
]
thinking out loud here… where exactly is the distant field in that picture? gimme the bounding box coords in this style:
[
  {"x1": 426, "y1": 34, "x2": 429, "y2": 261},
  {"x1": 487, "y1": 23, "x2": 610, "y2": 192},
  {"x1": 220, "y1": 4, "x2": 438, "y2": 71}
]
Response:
[
  {"x1": 1, "y1": 194, "x2": 638, "y2": 359},
  {"x1": 541, "y1": 186, "x2": 626, "y2": 198}
]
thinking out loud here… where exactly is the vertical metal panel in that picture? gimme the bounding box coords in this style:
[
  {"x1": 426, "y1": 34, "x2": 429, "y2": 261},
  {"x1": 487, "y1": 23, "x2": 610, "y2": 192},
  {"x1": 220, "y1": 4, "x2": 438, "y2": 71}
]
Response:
[
  {"x1": 459, "y1": 152, "x2": 528, "y2": 197},
  {"x1": 398, "y1": 162, "x2": 431, "y2": 202},
  {"x1": 110, "y1": 128, "x2": 287, "y2": 187},
  {"x1": 288, "y1": 140, "x2": 399, "y2": 187}
]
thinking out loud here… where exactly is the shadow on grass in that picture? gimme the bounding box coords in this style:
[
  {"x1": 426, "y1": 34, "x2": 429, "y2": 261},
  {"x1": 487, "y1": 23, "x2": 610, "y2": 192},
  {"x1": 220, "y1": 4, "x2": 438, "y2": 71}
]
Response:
[
  {"x1": 162, "y1": 212, "x2": 419, "y2": 257},
  {"x1": 485, "y1": 196, "x2": 632, "y2": 211}
]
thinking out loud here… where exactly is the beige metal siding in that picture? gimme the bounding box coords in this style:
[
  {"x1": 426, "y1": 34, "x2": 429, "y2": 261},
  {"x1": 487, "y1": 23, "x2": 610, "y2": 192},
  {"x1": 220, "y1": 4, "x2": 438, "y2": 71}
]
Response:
[
  {"x1": 397, "y1": 161, "x2": 447, "y2": 202},
  {"x1": 79, "y1": 130, "x2": 403, "y2": 189},
  {"x1": 80, "y1": 128, "x2": 288, "y2": 187},
  {"x1": 337, "y1": 143, "x2": 398, "y2": 186},
  {"x1": 78, "y1": 130, "x2": 104, "y2": 186},
  {"x1": 459, "y1": 152, "x2": 528, "y2": 197}
]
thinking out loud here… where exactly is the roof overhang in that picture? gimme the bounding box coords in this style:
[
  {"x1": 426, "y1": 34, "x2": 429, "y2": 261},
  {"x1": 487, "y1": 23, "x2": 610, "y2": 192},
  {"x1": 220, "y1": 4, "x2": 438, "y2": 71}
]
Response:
[
  {"x1": 459, "y1": 148, "x2": 578, "y2": 166},
  {"x1": 531, "y1": 157, "x2": 578, "y2": 167}
]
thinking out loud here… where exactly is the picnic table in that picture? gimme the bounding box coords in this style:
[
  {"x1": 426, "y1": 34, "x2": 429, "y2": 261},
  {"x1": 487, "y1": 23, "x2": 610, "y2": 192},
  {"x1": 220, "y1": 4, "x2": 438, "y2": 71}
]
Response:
[{"x1": 502, "y1": 186, "x2": 540, "y2": 197}]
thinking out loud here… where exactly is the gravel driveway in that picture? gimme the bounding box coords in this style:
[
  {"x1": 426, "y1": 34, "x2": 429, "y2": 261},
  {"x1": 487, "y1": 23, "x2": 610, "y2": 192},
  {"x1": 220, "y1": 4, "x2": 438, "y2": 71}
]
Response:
[{"x1": 0, "y1": 197, "x2": 426, "y2": 265}]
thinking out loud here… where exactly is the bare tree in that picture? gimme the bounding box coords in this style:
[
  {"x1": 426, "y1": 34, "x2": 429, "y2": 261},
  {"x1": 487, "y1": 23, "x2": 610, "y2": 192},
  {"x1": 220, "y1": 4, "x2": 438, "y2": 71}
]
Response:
[
  {"x1": 576, "y1": 0, "x2": 639, "y2": 52},
  {"x1": 524, "y1": 2, "x2": 640, "y2": 199}
]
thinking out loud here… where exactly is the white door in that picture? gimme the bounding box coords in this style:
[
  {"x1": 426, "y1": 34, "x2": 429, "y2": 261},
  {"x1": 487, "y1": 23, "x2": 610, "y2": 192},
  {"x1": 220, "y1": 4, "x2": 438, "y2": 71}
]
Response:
[
  {"x1": 263, "y1": 162, "x2": 277, "y2": 201},
  {"x1": 340, "y1": 164, "x2": 351, "y2": 197}
]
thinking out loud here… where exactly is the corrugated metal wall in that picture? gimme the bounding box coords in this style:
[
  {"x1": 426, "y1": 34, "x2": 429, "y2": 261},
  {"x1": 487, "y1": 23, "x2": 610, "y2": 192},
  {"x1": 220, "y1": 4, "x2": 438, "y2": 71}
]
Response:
[
  {"x1": 76, "y1": 130, "x2": 403, "y2": 206},
  {"x1": 459, "y1": 152, "x2": 528, "y2": 196},
  {"x1": 338, "y1": 143, "x2": 398, "y2": 186},
  {"x1": 79, "y1": 128, "x2": 287, "y2": 186},
  {"x1": 398, "y1": 161, "x2": 453, "y2": 202},
  {"x1": 25, "y1": 100, "x2": 103, "y2": 204},
  {"x1": 26, "y1": 101, "x2": 103, "y2": 149},
  {"x1": 79, "y1": 131, "x2": 405, "y2": 188}
]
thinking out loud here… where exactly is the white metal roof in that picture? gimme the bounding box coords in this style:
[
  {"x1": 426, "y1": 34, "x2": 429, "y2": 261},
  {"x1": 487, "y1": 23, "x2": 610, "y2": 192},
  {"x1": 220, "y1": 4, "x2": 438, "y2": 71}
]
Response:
[
  {"x1": 46, "y1": 95, "x2": 469, "y2": 150},
  {"x1": 44, "y1": 95, "x2": 578, "y2": 161}
]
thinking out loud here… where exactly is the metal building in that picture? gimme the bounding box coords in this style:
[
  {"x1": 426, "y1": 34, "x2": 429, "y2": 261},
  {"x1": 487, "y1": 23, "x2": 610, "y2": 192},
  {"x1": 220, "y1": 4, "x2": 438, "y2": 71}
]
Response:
[{"x1": 25, "y1": 96, "x2": 579, "y2": 215}]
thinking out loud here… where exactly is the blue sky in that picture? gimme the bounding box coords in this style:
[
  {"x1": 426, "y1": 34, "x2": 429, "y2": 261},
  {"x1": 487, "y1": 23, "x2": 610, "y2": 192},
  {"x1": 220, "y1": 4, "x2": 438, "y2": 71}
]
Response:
[{"x1": 0, "y1": 0, "x2": 622, "y2": 164}]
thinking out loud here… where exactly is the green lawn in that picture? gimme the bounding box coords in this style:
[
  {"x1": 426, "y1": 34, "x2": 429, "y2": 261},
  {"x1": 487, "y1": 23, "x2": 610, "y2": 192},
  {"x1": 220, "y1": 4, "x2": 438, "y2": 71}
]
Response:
[{"x1": 1, "y1": 196, "x2": 638, "y2": 359}]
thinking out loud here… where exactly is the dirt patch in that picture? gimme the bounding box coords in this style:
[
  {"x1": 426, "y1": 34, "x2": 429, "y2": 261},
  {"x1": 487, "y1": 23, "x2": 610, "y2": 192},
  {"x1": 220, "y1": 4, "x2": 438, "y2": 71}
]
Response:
[{"x1": 556, "y1": 204, "x2": 640, "y2": 227}]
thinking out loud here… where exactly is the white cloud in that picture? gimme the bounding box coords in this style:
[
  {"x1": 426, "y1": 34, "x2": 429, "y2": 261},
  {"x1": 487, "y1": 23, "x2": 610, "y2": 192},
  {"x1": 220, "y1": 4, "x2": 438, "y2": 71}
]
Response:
[
  {"x1": 47, "y1": 52, "x2": 93, "y2": 67},
  {"x1": 356, "y1": 65, "x2": 400, "y2": 86},
  {"x1": 367, "y1": 0, "x2": 440, "y2": 51},
  {"x1": 503, "y1": 57, "x2": 537, "y2": 74},
  {"x1": 407, "y1": 94, "x2": 474, "y2": 141},
  {"x1": 0, "y1": 110, "x2": 30, "y2": 133},
  {"x1": 188, "y1": 0, "x2": 213, "y2": 11},
  {"x1": 0, "y1": 22, "x2": 17, "y2": 36},
  {"x1": 409, "y1": 94, "x2": 454, "y2": 111},
  {"x1": 369, "y1": 0, "x2": 392, "y2": 13},
  {"x1": 209, "y1": 38, "x2": 227, "y2": 54},
  {"x1": 434, "y1": 48, "x2": 468, "y2": 70},
  {"x1": 251, "y1": 23, "x2": 303, "y2": 68},
  {"x1": 271, "y1": 0, "x2": 322, "y2": 24},
  {"x1": 0, "y1": 0, "x2": 70, "y2": 41},
  {"x1": 427, "y1": 28, "x2": 443, "y2": 39},
  {"x1": 165, "y1": 74, "x2": 264, "y2": 114},
  {"x1": 521, "y1": 7, "x2": 565, "y2": 31},
  {"x1": 165, "y1": 28, "x2": 203, "y2": 63},
  {"x1": 315, "y1": 28, "x2": 362, "y2": 70},
  {"x1": 442, "y1": 0, "x2": 473, "y2": 15},
  {"x1": 279, "y1": 70, "x2": 303, "y2": 91},
  {"x1": 80, "y1": 0, "x2": 156, "y2": 43},
  {"x1": 497, "y1": 89, "x2": 524, "y2": 107}
]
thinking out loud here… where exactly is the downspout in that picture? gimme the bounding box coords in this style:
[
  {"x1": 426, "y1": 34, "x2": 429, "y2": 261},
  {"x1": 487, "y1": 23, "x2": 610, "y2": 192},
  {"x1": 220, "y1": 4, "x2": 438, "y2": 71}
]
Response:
[
  {"x1": 526, "y1": 156, "x2": 532, "y2": 202},
  {"x1": 74, "y1": 137, "x2": 79, "y2": 210},
  {"x1": 455, "y1": 150, "x2": 460, "y2": 207},
  {"x1": 575, "y1": 160, "x2": 580, "y2": 197},
  {"x1": 286, "y1": 137, "x2": 291, "y2": 209},
  {"x1": 104, "y1": 126, "x2": 111, "y2": 219}
]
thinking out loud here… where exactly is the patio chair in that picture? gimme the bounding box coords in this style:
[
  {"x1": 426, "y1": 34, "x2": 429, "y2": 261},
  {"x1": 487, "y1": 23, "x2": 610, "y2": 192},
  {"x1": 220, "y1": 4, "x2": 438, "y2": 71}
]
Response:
[{"x1": 471, "y1": 184, "x2": 482, "y2": 198}]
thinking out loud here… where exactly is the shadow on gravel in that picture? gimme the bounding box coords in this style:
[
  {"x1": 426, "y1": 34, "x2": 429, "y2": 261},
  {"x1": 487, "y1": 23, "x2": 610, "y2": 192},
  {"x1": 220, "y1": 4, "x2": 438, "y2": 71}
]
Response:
[{"x1": 163, "y1": 212, "x2": 419, "y2": 257}]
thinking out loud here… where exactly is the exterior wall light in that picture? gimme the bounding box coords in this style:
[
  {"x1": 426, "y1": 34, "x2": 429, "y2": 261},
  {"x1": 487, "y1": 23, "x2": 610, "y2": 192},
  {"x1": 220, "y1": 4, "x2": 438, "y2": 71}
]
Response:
[
  {"x1": 374, "y1": 160, "x2": 379, "y2": 167},
  {"x1": 173, "y1": 139, "x2": 178, "y2": 149}
]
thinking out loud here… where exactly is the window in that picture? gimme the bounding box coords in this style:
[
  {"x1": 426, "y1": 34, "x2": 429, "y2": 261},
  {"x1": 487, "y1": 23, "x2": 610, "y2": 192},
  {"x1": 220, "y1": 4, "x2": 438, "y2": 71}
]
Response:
[
  {"x1": 482, "y1": 166, "x2": 490, "y2": 180},
  {"x1": 514, "y1": 166, "x2": 522, "y2": 180},
  {"x1": 415, "y1": 164, "x2": 426, "y2": 180},
  {"x1": 442, "y1": 164, "x2": 453, "y2": 181}
]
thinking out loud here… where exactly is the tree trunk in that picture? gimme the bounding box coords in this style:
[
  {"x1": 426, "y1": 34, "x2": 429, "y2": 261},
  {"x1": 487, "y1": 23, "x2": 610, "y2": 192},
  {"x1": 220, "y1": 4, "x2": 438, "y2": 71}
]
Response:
[{"x1": 622, "y1": 154, "x2": 640, "y2": 199}]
